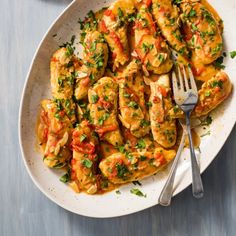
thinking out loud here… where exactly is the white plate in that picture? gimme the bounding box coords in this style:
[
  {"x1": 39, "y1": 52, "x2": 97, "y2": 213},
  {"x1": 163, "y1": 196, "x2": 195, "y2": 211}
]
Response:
[{"x1": 19, "y1": 0, "x2": 236, "y2": 218}]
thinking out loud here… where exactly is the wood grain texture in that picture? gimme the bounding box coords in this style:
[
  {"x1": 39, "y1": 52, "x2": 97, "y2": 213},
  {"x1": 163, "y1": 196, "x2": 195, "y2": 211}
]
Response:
[{"x1": 0, "y1": 0, "x2": 235, "y2": 235}]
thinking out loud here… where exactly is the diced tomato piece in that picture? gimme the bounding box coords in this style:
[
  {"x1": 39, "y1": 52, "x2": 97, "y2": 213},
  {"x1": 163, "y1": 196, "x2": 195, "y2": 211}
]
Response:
[
  {"x1": 183, "y1": 25, "x2": 193, "y2": 41},
  {"x1": 71, "y1": 159, "x2": 76, "y2": 165},
  {"x1": 72, "y1": 141, "x2": 95, "y2": 154},
  {"x1": 155, "y1": 37, "x2": 163, "y2": 51},
  {"x1": 81, "y1": 77, "x2": 90, "y2": 86},
  {"x1": 70, "y1": 170, "x2": 76, "y2": 180},
  {"x1": 154, "y1": 152, "x2": 166, "y2": 165},
  {"x1": 43, "y1": 128, "x2": 48, "y2": 140},
  {"x1": 158, "y1": 6, "x2": 166, "y2": 15},
  {"x1": 189, "y1": 63, "x2": 205, "y2": 76},
  {"x1": 96, "y1": 125, "x2": 118, "y2": 138},
  {"x1": 40, "y1": 110, "x2": 50, "y2": 126},
  {"x1": 146, "y1": 12, "x2": 156, "y2": 34},
  {"x1": 158, "y1": 86, "x2": 168, "y2": 97},
  {"x1": 112, "y1": 52, "x2": 117, "y2": 60},
  {"x1": 51, "y1": 57, "x2": 59, "y2": 62},
  {"x1": 59, "y1": 110, "x2": 65, "y2": 117},
  {"x1": 214, "y1": 87, "x2": 220, "y2": 93},
  {"x1": 98, "y1": 97, "x2": 112, "y2": 110},
  {"x1": 144, "y1": 0, "x2": 152, "y2": 7},
  {"x1": 100, "y1": 20, "x2": 109, "y2": 33},
  {"x1": 104, "y1": 9, "x2": 116, "y2": 21},
  {"x1": 109, "y1": 31, "x2": 123, "y2": 51},
  {"x1": 153, "y1": 96, "x2": 161, "y2": 103}
]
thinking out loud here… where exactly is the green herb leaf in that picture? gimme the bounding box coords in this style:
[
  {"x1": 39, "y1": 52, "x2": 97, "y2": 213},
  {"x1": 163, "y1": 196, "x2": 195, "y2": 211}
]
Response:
[
  {"x1": 230, "y1": 51, "x2": 236, "y2": 59},
  {"x1": 213, "y1": 56, "x2": 225, "y2": 69},
  {"x1": 135, "y1": 139, "x2": 146, "y2": 149},
  {"x1": 140, "y1": 155, "x2": 147, "y2": 161},
  {"x1": 116, "y1": 163, "x2": 129, "y2": 179},
  {"x1": 132, "y1": 181, "x2": 142, "y2": 186},
  {"x1": 200, "y1": 115, "x2": 212, "y2": 126},
  {"x1": 98, "y1": 113, "x2": 110, "y2": 125},
  {"x1": 200, "y1": 130, "x2": 211, "y2": 137},
  {"x1": 60, "y1": 172, "x2": 70, "y2": 183},
  {"x1": 80, "y1": 134, "x2": 87, "y2": 142},
  {"x1": 91, "y1": 94, "x2": 99, "y2": 104},
  {"x1": 81, "y1": 158, "x2": 93, "y2": 168},
  {"x1": 212, "y1": 80, "x2": 223, "y2": 89},
  {"x1": 130, "y1": 188, "x2": 147, "y2": 197},
  {"x1": 118, "y1": 7, "x2": 124, "y2": 18},
  {"x1": 118, "y1": 145, "x2": 125, "y2": 153},
  {"x1": 128, "y1": 101, "x2": 139, "y2": 109},
  {"x1": 189, "y1": 9, "x2": 196, "y2": 17},
  {"x1": 115, "y1": 190, "x2": 121, "y2": 194}
]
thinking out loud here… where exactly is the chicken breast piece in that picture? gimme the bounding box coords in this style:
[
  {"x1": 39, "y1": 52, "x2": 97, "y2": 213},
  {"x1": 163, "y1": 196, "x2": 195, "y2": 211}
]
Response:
[
  {"x1": 88, "y1": 77, "x2": 123, "y2": 146},
  {"x1": 180, "y1": 0, "x2": 223, "y2": 65},
  {"x1": 149, "y1": 74, "x2": 177, "y2": 148},
  {"x1": 118, "y1": 66, "x2": 150, "y2": 138},
  {"x1": 70, "y1": 120, "x2": 99, "y2": 194},
  {"x1": 152, "y1": 0, "x2": 188, "y2": 56},
  {"x1": 38, "y1": 99, "x2": 72, "y2": 168},
  {"x1": 50, "y1": 47, "x2": 77, "y2": 123},
  {"x1": 99, "y1": 147, "x2": 176, "y2": 184},
  {"x1": 169, "y1": 71, "x2": 232, "y2": 118},
  {"x1": 134, "y1": 4, "x2": 173, "y2": 75},
  {"x1": 100, "y1": 0, "x2": 136, "y2": 69},
  {"x1": 74, "y1": 31, "x2": 109, "y2": 100}
]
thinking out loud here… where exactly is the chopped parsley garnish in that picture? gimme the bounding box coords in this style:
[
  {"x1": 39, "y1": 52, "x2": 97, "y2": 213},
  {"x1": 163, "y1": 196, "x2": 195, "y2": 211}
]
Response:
[
  {"x1": 140, "y1": 119, "x2": 150, "y2": 127},
  {"x1": 54, "y1": 113, "x2": 61, "y2": 120},
  {"x1": 60, "y1": 172, "x2": 70, "y2": 183},
  {"x1": 213, "y1": 56, "x2": 225, "y2": 69},
  {"x1": 200, "y1": 130, "x2": 211, "y2": 137},
  {"x1": 98, "y1": 113, "x2": 110, "y2": 125},
  {"x1": 80, "y1": 134, "x2": 87, "y2": 142},
  {"x1": 142, "y1": 43, "x2": 153, "y2": 53},
  {"x1": 90, "y1": 42, "x2": 97, "y2": 51},
  {"x1": 128, "y1": 101, "x2": 139, "y2": 109},
  {"x1": 135, "y1": 139, "x2": 146, "y2": 149},
  {"x1": 65, "y1": 44, "x2": 74, "y2": 56},
  {"x1": 212, "y1": 80, "x2": 223, "y2": 89},
  {"x1": 191, "y1": 23, "x2": 198, "y2": 31},
  {"x1": 91, "y1": 94, "x2": 99, "y2": 104},
  {"x1": 188, "y1": 9, "x2": 196, "y2": 17},
  {"x1": 173, "y1": 106, "x2": 179, "y2": 113},
  {"x1": 158, "y1": 54, "x2": 164, "y2": 63},
  {"x1": 118, "y1": 145, "x2": 125, "y2": 153},
  {"x1": 130, "y1": 188, "x2": 146, "y2": 197},
  {"x1": 132, "y1": 181, "x2": 142, "y2": 186},
  {"x1": 204, "y1": 91, "x2": 211, "y2": 97},
  {"x1": 230, "y1": 51, "x2": 236, "y2": 59},
  {"x1": 118, "y1": 7, "x2": 124, "y2": 18},
  {"x1": 123, "y1": 92, "x2": 131, "y2": 98},
  {"x1": 81, "y1": 158, "x2": 93, "y2": 168},
  {"x1": 146, "y1": 101, "x2": 152, "y2": 108},
  {"x1": 140, "y1": 155, "x2": 147, "y2": 161},
  {"x1": 116, "y1": 163, "x2": 129, "y2": 179},
  {"x1": 211, "y1": 43, "x2": 223, "y2": 56},
  {"x1": 116, "y1": 190, "x2": 121, "y2": 194},
  {"x1": 200, "y1": 115, "x2": 212, "y2": 126}
]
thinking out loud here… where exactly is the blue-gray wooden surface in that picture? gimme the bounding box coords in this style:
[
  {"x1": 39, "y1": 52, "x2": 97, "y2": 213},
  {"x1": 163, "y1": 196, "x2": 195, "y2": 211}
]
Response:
[{"x1": 0, "y1": 0, "x2": 235, "y2": 235}]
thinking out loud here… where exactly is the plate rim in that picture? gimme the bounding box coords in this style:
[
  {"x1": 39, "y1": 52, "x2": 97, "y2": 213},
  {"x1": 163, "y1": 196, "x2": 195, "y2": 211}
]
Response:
[{"x1": 18, "y1": 0, "x2": 236, "y2": 218}]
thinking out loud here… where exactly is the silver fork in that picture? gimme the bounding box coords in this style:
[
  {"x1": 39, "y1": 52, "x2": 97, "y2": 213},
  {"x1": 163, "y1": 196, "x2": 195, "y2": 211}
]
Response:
[
  {"x1": 158, "y1": 119, "x2": 187, "y2": 206},
  {"x1": 172, "y1": 65, "x2": 204, "y2": 198}
]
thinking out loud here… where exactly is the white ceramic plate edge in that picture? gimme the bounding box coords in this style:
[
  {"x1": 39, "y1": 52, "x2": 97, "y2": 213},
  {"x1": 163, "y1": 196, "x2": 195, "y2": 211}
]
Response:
[{"x1": 18, "y1": 0, "x2": 236, "y2": 218}]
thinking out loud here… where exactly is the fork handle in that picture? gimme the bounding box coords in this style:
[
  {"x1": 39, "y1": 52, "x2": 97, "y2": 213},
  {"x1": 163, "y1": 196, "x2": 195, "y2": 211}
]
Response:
[
  {"x1": 185, "y1": 112, "x2": 204, "y2": 198},
  {"x1": 158, "y1": 131, "x2": 186, "y2": 206}
]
